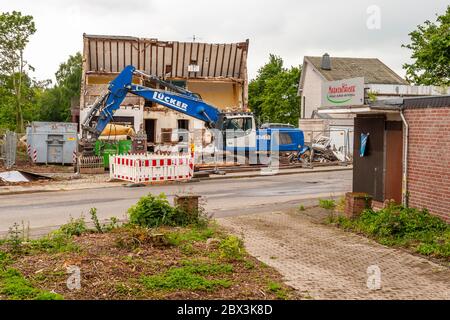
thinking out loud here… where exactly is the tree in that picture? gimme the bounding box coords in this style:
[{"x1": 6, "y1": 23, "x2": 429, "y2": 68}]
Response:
[
  {"x1": 402, "y1": 6, "x2": 450, "y2": 86},
  {"x1": 0, "y1": 11, "x2": 36, "y2": 132},
  {"x1": 38, "y1": 52, "x2": 82, "y2": 121},
  {"x1": 248, "y1": 55, "x2": 301, "y2": 125},
  {"x1": 0, "y1": 72, "x2": 41, "y2": 130}
]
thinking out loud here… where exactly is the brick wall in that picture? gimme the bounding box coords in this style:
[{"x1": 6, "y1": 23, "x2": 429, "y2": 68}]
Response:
[{"x1": 404, "y1": 106, "x2": 450, "y2": 221}]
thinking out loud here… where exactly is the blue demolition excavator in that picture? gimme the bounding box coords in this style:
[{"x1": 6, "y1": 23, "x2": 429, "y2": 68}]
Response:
[{"x1": 79, "y1": 65, "x2": 306, "y2": 164}]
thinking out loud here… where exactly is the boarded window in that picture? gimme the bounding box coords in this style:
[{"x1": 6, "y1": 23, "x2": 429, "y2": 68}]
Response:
[{"x1": 161, "y1": 128, "x2": 172, "y2": 143}]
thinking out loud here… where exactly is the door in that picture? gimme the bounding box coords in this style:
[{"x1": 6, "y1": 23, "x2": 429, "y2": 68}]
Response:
[
  {"x1": 384, "y1": 121, "x2": 403, "y2": 203},
  {"x1": 353, "y1": 116, "x2": 385, "y2": 201},
  {"x1": 46, "y1": 134, "x2": 64, "y2": 164},
  {"x1": 145, "y1": 119, "x2": 156, "y2": 143}
]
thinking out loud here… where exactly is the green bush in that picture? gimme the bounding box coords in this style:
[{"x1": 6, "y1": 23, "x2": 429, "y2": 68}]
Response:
[
  {"x1": 128, "y1": 193, "x2": 202, "y2": 228},
  {"x1": 5, "y1": 223, "x2": 23, "y2": 254},
  {"x1": 219, "y1": 236, "x2": 244, "y2": 261},
  {"x1": 59, "y1": 216, "x2": 87, "y2": 236},
  {"x1": 329, "y1": 204, "x2": 450, "y2": 259},
  {"x1": 89, "y1": 207, "x2": 120, "y2": 233},
  {"x1": 319, "y1": 199, "x2": 336, "y2": 210}
]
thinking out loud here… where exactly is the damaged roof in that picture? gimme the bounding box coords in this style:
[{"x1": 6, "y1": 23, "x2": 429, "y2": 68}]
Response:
[
  {"x1": 302, "y1": 56, "x2": 408, "y2": 86},
  {"x1": 83, "y1": 34, "x2": 249, "y2": 80}
]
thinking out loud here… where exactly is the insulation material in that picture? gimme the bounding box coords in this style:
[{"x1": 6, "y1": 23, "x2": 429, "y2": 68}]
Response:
[{"x1": 101, "y1": 124, "x2": 135, "y2": 137}]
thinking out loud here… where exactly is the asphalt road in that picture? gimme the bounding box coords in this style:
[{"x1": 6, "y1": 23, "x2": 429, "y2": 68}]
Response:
[{"x1": 0, "y1": 170, "x2": 351, "y2": 236}]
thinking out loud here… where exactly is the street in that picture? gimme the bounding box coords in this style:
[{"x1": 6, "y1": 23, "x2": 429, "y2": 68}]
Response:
[{"x1": 0, "y1": 170, "x2": 351, "y2": 235}]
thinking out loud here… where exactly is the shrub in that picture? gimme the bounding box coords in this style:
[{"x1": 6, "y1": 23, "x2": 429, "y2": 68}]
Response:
[
  {"x1": 319, "y1": 199, "x2": 336, "y2": 210},
  {"x1": 128, "y1": 193, "x2": 204, "y2": 228},
  {"x1": 89, "y1": 208, "x2": 103, "y2": 233},
  {"x1": 89, "y1": 207, "x2": 120, "y2": 233},
  {"x1": 6, "y1": 223, "x2": 23, "y2": 254},
  {"x1": 329, "y1": 204, "x2": 450, "y2": 259},
  {"x1": 219, "y1": 236, "x2": 244, "y2": 261},
  {"x1": 59, "y1": 216, "x2": 87, "y2": 236}
]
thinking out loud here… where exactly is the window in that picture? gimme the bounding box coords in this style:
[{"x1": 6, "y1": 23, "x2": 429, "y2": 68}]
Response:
[
  {"x1": 178, "y1": 119, "x2": 189, "y2": 130},
  {"x1": 168, "y1": 80, "x2": 186, "y2": 89},
  {"x1": 279, "y1": 132, "x2": 293, "y2": 145},
  {"x1": 224, "y1": 117, "x2": 253, "y2": 135}
]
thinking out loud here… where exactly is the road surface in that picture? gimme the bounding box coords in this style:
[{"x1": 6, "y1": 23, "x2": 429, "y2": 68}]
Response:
[{"x1": 0, "y1": 170, "x2": 351, "y2": 236}]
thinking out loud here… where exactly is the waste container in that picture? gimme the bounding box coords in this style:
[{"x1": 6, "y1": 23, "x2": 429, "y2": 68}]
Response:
[
  {"x1": 26, "y1": 122, "x2": 78, "y2": 164},
  {"x1": 95, "y1": 140, "x2": 132, "y2": 168}
]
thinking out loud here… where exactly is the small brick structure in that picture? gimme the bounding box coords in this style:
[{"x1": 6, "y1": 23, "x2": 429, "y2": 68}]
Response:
[
  {"x1": 404, "y1": 105, "x2": 450, "y2": 222},
  {"x1": 174, "y1": 194, "x2": 201, "y2": 218},
  {"x1": 344, "y1": 192, "x2": 373, "y2": 219}
]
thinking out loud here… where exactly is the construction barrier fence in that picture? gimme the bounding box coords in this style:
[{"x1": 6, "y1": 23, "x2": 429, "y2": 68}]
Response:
[{"x1": 109, "y1": 154, "x2": 194, "y2": 183}]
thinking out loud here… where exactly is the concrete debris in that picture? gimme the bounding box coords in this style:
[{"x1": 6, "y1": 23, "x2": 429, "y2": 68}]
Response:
[
  {"x1": 308, "y1": 135, "x2": 352, "y2": 163},
  {"x1": 0, "y1": 171, "x2": 30, "y2": 183},
  {"x1": 0, "y1": 170, "x2": 52, "y2": 184}
]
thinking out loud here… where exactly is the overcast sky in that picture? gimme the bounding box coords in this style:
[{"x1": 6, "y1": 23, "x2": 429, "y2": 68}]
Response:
[{"x1": 1, "y1": 0, "x2": 448, "y2": 83}]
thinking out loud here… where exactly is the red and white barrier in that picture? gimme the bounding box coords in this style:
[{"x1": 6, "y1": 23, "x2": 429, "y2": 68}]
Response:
[
  {"x1": 109, "y1": 154, "x2": 194, "y2": 183},
  {"x1": 32, "y1": 149, "x2": 37, "y2": 163}
]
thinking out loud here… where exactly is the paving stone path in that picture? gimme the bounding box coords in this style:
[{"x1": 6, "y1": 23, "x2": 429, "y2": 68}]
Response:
[{"x1": 218, "y1": 209, "x2": 450, "y2": 300}]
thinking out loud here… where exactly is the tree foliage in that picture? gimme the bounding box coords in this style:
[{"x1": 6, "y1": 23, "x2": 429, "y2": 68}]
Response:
[
  {"x1": 248, "y1": 55, "x2": 301, "y2": 126},
  {"x1": 0, "y1": 11, "x2": 36, "y2": 132},
  {"x1": 0, "y1": 11, "x2": 82, "y2": 130},
  {"x1": 402, "y1": 6, "x2": 450, "y2": 86},
  {"x1": 38, "y1": 52, "x2": 82, "y2": 122}
]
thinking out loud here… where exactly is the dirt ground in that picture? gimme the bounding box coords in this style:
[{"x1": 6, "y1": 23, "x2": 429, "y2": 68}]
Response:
[
  {"x1": 217, "y1": 207, "x2": 450, "y2": 300},
  {"x1": 2, "y1": 225, "x2": 301, "y2": 300}
]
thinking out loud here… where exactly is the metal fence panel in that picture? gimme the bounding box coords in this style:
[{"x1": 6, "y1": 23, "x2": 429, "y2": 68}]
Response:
[{"x1": 0, "y1": 131, "x2": 17, "y2": 169}]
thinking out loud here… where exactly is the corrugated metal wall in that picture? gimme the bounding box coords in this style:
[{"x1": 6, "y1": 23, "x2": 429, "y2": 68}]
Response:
[{"x1": 83, "y1": 34, "x2": 249, "y2": 80}]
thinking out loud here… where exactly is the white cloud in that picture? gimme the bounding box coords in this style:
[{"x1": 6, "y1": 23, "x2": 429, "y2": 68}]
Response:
[{"x1": 1, "y1": 0, "x2": 447, "y2": 81}]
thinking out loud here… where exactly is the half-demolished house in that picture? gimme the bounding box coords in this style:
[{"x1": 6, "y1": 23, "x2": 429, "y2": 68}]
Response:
[{"x1": 77, "y1": 34, "x2": 249, "y2": 150}]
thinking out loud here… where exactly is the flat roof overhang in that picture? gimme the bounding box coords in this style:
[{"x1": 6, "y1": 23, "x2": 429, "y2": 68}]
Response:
[{"x1": 317, "y1": 105, "x2": 401, "y2": 115}]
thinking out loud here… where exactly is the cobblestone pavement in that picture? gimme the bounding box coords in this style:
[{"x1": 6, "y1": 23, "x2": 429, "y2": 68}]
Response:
[{"x1": 217, "y1": 209, "x2": 450, "y2": 300}]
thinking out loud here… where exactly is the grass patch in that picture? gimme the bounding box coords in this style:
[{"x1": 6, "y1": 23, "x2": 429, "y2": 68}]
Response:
[
  {"x1": 0, "y1": 253, "x2": 62, "y2": 300},
  {"x1": 335, "y1": 197, "x2": 345, "y2": 213},
  {"x1": 319, "y1": 199, "x2": 336, "y2": 210},
  {"x1": 166, "y1": 226, "x2": 216, "y2": 247},
  {"x1": 141, "y1": 261, "x2": 232, "y2": 292},
  {"x1": 0, "y1": 235, "x2": 68, "y2": 300},
  {"x1": 267, "y1": 281, "x2": 288, "y2": 300},
  {"x1": 29, "y1": 230, "x2": 80, "y2": 254},
  {"x1": 328, "y1": 204, "x2": 450, "y2": 259}
]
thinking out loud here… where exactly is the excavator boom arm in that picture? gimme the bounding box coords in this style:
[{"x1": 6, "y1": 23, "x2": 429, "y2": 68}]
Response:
[{"x1": 84, "y1": 65, "x2": 222, "y2": 140}]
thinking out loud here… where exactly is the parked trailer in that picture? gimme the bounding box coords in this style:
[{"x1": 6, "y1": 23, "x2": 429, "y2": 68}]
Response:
[{"x1": 26, "y1": 122, "x2": 78, "y2": 165}]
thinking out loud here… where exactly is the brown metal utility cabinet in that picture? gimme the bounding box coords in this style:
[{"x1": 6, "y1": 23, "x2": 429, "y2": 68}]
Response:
[{"x1": 353, "y1": 115, "x2": 403, "y2": 203}]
